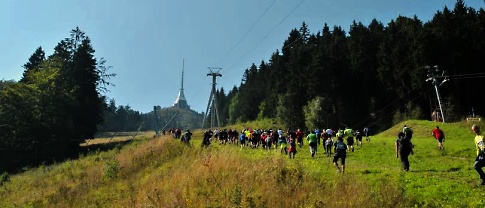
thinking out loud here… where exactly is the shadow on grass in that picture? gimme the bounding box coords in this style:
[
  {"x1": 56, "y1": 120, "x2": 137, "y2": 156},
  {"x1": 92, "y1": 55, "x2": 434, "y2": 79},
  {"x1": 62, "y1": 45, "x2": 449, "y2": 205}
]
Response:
[
  {"x1": 79, "y1": 139, "x2": 133, "y2": 154},
  {"x1": 446, "y1": 167, "x2": 461, "y2": 172},
  {"x1": 408, "y1": 169, "x2": 438, "y2": 173},
  {"x1": 94, "y1": 132, "x2": 136, "y2": 138},
  {"x1": 361, "y1": 169, "x2": 383, "y2": 174},
  {"x1": 1, "y1": 140, "x2": 134, "y2": 174}
]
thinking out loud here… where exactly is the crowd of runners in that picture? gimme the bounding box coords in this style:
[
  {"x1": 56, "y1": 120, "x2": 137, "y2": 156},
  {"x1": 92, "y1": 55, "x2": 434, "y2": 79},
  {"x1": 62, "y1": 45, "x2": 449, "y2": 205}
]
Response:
[
  {"x1": 165, "y1": 123, "x2": 485, "y2": 185},
  {"x1": 199, "y1": 126, "x2": 371, "y2": 173}
]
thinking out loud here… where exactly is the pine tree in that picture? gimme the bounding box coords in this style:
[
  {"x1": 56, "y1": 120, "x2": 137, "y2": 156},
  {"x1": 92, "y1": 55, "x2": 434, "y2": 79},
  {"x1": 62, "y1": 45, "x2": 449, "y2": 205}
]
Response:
[{"x1": 20, "y1": 47, "x2": 45, "y2": 83}]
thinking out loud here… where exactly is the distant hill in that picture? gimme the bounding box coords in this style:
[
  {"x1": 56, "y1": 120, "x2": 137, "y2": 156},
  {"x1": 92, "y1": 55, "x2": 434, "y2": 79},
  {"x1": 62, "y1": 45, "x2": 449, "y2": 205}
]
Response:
[{"x1": 155, "y1": 106, "x2": 204, "y2": 130}]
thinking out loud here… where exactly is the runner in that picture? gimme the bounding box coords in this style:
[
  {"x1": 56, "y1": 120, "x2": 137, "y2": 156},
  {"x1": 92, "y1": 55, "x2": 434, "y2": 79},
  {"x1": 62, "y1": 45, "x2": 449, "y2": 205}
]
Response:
[
  {"x1": 252, "y1": 129, "x2": 260, "y2": 148},
  {"x1": 287, "y1": 128, "x2": 297, "y2": 145},
  {"x1": 266, "y1": 130, "x2": 273, "y2": 150},
  {"x1": 315, "y1": 128, "x2": 321, "y2": 146},
  {"x1": 432, "y1": 126, "x2": 445, "y2": 150},
  {"x1": 247, "y1": 130, "x2": 253, "y2": 147},
  {"x1": 270, "y1": 130, "x2": 278, "y2": 149},
  {"x1": 219, "y1": 129, "x2": 228, "y2": 145},
  {"x1": 239, "y1": 130, "x2": 246, "y2": 148},
  {"x1": 333, "y1": 137, "x2": 347, "y2": 173},
  {"x1": 336, "y1": 128, "x2": 344, "y2": 141},
  {"x1": 471, "y1": 124, "x2": 485, "y2": 185},
  {"x1": 363, "y1": 127, "x2": 370, "y2": 142},
  {"x1": 279, "y1": 134, "x2": 288, "y2": 154},
  {"x1": 395, "y1": 131, "x2": 414, "y2": 171},
  {"x1": 183, "y1": 129, "x2": 192, "y2": 144},
  {"x1": 307, "y1": 131, "x2": 318, "y2": 157},
  {"x1": 326, "y1": 128, "x2": 333, "y2": 141},
  {"x1": 322, "y1": 131, "x2": 329, "y2": 153},
  {"x1": 244, "y1": 129, "x2": 251, "y2": 146},
  {"x1": 296, "y1": 129, "x2": 304, "y2": 148},
  {"x1": 355, "y1": 130, "x2": 363, "y2": 147},
  {"x1": 344, "y1": 127, "x2": 355, "y2": 152},
  {"x1": 202, "y1": 130, "x2": 211, "y2": 148},
  {"x1": 288, "y1": 135, "x2": 297, "y2": 158},
  {"x1": 277, "y1": 128, "x2": 283, "y2": 138},
  {"x1": 325, "y1": 136, "x2": 333, "y2": 157},
  {"x1": 260, "y1": 131, "x2": 268, "y2": 149},
  {"x1": 231, "y1": 129, "x2": 238, "y2": 145}
]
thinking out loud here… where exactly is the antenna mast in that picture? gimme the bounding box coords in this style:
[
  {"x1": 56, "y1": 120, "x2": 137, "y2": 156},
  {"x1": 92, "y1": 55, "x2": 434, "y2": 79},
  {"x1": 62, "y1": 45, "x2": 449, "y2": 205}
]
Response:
[{"x1": 173, "y1": 59, "x2": 189, "y2": 109}]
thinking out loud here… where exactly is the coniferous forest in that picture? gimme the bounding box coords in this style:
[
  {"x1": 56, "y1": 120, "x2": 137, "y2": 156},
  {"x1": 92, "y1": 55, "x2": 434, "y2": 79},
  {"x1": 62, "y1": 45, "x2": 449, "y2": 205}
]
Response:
[
  {"x1": 0, "y1": 1, "x2": 484, "y2": 172},
  {"x1": 214, "y1": 1, "x2": 484, "y2": 132}
]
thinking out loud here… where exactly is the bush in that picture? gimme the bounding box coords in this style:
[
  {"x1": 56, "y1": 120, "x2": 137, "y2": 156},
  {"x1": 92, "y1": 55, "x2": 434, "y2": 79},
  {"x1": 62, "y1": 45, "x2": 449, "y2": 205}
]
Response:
[
  {"x1": 103, "y1": 157, "x2": 121, "y2": 179},
  {"x1": 0, "y1": 172, "x2": 9, "y2": 186}
]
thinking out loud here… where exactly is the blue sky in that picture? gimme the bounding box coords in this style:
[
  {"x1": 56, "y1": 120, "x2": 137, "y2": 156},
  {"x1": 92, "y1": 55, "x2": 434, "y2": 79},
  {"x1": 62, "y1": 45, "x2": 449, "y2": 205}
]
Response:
[{"x1": 1, "y1": 0, "x2": 483, "y2": 113}]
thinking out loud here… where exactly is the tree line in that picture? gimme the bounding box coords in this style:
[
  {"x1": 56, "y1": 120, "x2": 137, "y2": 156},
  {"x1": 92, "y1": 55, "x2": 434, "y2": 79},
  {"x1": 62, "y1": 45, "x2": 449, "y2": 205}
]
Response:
[
  {"x1": 0, "y1": 28, "x2": 115, "y2": 171},
  {"x1": 213, "y1": 1, "x2": 484, "y2": 132},
  {"x1": 98, "y1": 99, "x2": 145, "y2": 132}
]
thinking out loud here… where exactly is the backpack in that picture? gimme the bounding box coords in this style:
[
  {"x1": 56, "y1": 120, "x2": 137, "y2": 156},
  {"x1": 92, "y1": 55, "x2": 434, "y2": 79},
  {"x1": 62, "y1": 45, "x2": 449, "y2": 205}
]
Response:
[
  {"x1": 398, "y1": 137, "x2": 412, "y2": 151},
  {"x1": 239, "y1": 133, "x2": 245, "y2": 141},
  {"x1": 336, "y1": 141, "x2": 346, "y2": 150}
]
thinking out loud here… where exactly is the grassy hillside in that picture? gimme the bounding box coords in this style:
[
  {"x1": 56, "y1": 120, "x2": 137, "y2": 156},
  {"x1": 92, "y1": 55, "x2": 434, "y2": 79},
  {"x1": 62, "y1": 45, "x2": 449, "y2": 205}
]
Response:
[{"x1": 1, "y1": 120, "x2": 484, "y2": 207}]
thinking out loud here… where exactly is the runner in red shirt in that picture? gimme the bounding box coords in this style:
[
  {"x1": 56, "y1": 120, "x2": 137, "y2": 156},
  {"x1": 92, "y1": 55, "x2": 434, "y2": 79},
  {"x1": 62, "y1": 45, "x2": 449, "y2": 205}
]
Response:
[
  {"x1": 432, "y1": 126, "x2": 445, "y2": 150},
  {"x1": 296, "y1": 129, "x2": 304, "y2": 148}
]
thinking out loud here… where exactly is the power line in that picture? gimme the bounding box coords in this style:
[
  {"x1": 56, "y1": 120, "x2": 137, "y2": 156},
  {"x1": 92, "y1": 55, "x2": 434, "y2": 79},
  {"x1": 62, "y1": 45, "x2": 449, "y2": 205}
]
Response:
[
  {"x1": 217, "y1": 0, "x2": 278, "y2": 65},
  {"x1": 224, "y1": 0, "x2": 306, "y2": 71},
  {"x1": 450, "y1": 75, "x2": 485, "y2": 80},
  {"x1": 353, "y1": 71, "x2": 485, "y2": 128},
  {"x1": 360, "y1": 70, "x2": 485, "y2": 126},
  {"x1": 194, "y1": 0, "x2": 279, "y2": 113},
  {"x1": 447, "y1": 72, "x2": 485, "y2": 78},
  {"x1": 451, "y1": 76, "x2": 485, "y2": 80},
  {"x1": 352, "y1": 84, "x2": 424, "y2": 128},
  {"x1": 360, "y1": 87, "x2": 434, "y2": 129}
]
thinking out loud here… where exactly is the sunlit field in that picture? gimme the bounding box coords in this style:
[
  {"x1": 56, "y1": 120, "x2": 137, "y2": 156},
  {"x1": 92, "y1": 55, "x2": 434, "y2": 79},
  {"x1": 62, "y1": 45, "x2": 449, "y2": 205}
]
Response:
[{"x1": 1, "y1": 120, "x2": 484, "y2": 207}]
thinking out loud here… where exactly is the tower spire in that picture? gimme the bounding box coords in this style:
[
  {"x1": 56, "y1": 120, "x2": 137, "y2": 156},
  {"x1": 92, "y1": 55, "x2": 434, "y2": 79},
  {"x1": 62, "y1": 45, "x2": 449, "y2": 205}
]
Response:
[
  {"x1": 173, "y1": 59, "x2": 189, "y2": 109},
  {"x1": 181, "y1": 59, "x2": 184, "y2": 91}
]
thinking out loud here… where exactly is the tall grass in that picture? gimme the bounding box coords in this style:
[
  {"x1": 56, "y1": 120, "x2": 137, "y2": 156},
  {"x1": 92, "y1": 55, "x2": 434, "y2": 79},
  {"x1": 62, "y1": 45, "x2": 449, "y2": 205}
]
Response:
[{"x1": 1, "y1": 120, "x2": 484, "y2": 207}]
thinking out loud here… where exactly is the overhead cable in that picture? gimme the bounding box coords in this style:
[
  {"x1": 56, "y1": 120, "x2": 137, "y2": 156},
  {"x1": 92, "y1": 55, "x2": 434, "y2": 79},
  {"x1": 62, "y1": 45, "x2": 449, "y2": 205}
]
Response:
[
  {"x1": 224, "y1": 0, "x2": 306, "y2": 71},
  {"x1": 217, "y1": 0, "x2": 278, "y2": 65}
]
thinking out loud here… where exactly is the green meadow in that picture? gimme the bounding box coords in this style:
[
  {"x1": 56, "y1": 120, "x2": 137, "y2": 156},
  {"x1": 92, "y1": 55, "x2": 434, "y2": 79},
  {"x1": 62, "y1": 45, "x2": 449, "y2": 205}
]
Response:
[{"x1": 1, "y1": 119, "x2": 484, "y2": 207}]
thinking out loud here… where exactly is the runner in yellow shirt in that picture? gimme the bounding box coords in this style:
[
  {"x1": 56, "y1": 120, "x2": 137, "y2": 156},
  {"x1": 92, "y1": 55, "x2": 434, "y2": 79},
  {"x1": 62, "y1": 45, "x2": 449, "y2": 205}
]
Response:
[
  {"x1": 472, "y1": 125, "x2": 485, "y2": 185},
  {"x1": 344, "y1": 127, "x2": 355, "y2": 152}
]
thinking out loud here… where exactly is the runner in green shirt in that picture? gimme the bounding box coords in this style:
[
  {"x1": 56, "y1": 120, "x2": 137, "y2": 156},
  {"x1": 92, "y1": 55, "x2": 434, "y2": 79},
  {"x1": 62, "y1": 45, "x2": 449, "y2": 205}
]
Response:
[
  {"x1": 307, "y1": 131, "x2": 317, "y2": 158},
  {"x1": 344, "y1": 127, "x2": 355, "y2": 152}
]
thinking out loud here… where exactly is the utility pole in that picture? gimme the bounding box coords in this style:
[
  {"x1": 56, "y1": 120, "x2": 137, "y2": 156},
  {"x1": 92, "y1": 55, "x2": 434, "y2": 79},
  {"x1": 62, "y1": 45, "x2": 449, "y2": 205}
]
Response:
[
  {"x1": 154, "y1": 106, "x2": 159, "y2": 136},
  {"x1": 425, "y1": 65, "x2": 448, "y2": 123},
  {"x1": 203, "y1": 67, "x2": 222, "y2": 129}
]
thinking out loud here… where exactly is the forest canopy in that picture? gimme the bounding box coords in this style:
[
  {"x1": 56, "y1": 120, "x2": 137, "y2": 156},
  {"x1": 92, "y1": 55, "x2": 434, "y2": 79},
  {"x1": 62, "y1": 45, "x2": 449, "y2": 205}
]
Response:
[
  {"x1": 0, "y1": 27, "x2": 115, "y2": 171},
  {"x1": 212, "y1": 0, "x2": 484, "y2": 132}
]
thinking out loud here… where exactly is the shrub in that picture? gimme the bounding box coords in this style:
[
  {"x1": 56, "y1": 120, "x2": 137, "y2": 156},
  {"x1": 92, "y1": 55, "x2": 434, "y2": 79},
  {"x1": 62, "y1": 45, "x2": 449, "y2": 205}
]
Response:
[
  {"x1": 0, "y1": 172, "x2": 9, "y2": 186},
  {"x1": 103, "y1": 157, "x2": 121, "y2": 179}
]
